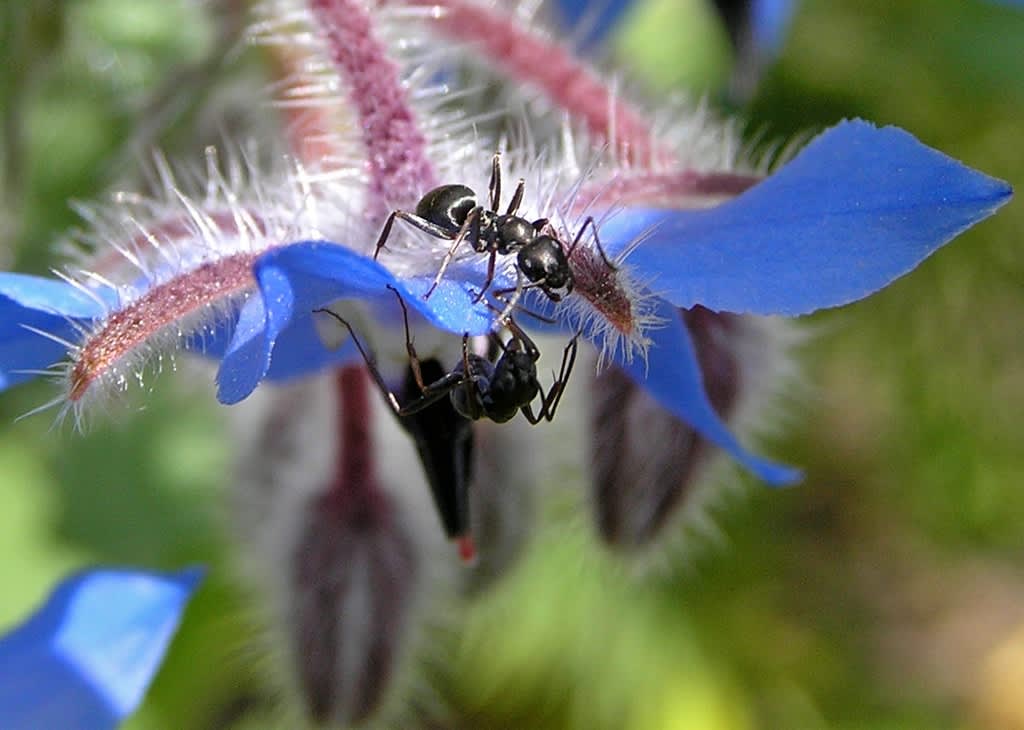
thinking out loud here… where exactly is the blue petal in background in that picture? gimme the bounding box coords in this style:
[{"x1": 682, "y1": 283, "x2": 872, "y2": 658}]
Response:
[
  {"x1": 749, "y1": 0, "x2": 798, "y2": 56},
  {"x1": 601, "y1": 120, "x2": 1012, "y2": 316},
  {"x1": 552, "y1": 0, "x2": 636, "y2": 52},
  {"x1": 0, "y1": 567, "x2": 203, "y2": 730},
  {"x1": 0, "y1": 274, "x2": 111, "y2": 391},
  {"x1": 711, "y1": 0, "x2": 797, "y2": 57}
]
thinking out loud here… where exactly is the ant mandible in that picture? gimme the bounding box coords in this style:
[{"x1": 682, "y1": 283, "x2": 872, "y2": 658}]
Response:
[
  {"x1": 315, "y1": 286, "x2": 579, "y2": 427},
  {"x1": 371, "y1": 153, "x2": 606, "y2": 312}
]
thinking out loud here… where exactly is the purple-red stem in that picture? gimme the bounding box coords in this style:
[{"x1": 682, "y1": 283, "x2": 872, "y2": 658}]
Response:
[
  {"x1": 310, "y1": 0, "x2": 438, "y2": 220},
  {"x1": 405, "y1": 0, "x2": 672, "y2": 166},
  {"x1": 323, "y1": 365, "x2": 390, "y2": 522}
]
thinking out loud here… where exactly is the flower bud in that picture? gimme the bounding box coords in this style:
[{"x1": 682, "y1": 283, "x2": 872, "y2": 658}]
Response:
[
  {"x1": 230, "y1": 368, "x2": 443, "y2": 726},
  {"x1": 590, "y1": 307, "x2": 745, "y2": 549}
]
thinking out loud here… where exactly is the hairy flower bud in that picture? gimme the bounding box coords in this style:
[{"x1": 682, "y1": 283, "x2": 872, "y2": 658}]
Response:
[
  {"x1": 591, "y1": 307, "x2": 792, "y2": 550},
  {"x1": 230, "y1": 367, "x2": 447, "y2": 725},
  {"x1": 288, "y1": 484, "x2": 419, "y2": 724}
]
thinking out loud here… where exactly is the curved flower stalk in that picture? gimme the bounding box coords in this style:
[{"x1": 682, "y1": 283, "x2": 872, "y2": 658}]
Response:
[{"x1": 0, "y1": 567, "x2": 202, "y2": 730}]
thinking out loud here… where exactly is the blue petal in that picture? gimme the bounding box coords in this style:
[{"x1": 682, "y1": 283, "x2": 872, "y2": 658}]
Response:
[
  {"x1": 712, "y1": 0, "x2": 797, "y2": 57},
  {"x1": 552, "y1": 0, "x2": 635, "y2": 51},
  {"x1": 262, "y1": 307, "x2": 359, "y2": 383},
  {"x1": 524, "y1": 289, "x2": 800, "y2": 484},
  {"x1": 0, "y1": 274, "x2": 112, "y2": 391},
  {"x1": 602, "y1": 120, "x2": 1012, "y2": 316},
  {"x1": 619, "y1": 295, "x2": 801, "y2": 485},
  {"x1": 216, "y1": 294, "x2": 274, "y2": 404},
  {"x1": 216, "y1": 242, "x2": 496, "y2": 404},
  {"x1": 750, "y1": 0, "x2": 798, "y2": 57},
  {"x1": 0, "y1": 567, "x2": 203, "y2": 730}
]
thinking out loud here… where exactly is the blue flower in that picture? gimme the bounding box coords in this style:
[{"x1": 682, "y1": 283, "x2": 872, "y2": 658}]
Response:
[
  {"x1": 0, "y1": 121, "x2": 1010, "y2": 485},
  {"x1": 219, "y1": 120, "x2": 1011, "y2": 484},
  {"x1": 0, "y1": 567, "x2": 203, "y2": 730},
  {"x1": 551, "y1": 0, "x2": 636, "y2": 52},
  {"x1": 552, "y1": 0, "x2": 798, "y2": 63}
]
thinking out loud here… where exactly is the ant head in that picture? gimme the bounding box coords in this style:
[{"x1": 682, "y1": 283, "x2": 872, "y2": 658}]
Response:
[
  {"x1": 518, "y1": 236, "x2": 573, "y2": 299},
  {"x1": 415, "y1": 184, "x2": 477, "y2": 231}
]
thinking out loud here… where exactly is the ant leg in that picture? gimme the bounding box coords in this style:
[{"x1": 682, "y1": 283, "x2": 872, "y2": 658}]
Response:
[
  {"x1": 489, "y1": 269, "x2": 527, "y2": 326},
  {"x1": 459, "y1": 334, "x2": 485, "y2": 420},
  {"x1": 398, "y1": 371, "x2": 470, "y2": 416},
  {"x1": 492, "y1": 275, "x2": 550, "y2": 326},
  {"x1": 488, "y1": 152, "x2": 501, "y2": 211},
  {"x1": 425, "y1": 206, "x2": 481, "y2": 300},
  {"x1": 374, "y1": 210, "x2": 457, "y2": 261},
  {"x1": 569, "y1": 216, "x2": 617, "y2": 270},
  {"x1": 383, "y1": 285, "x2": 475, "y2": 415},
  {"x1": 543, "y1": 332, "x2": 580, "y2": 418},
  {"x1": 387, "y1": 284, "x2": 429, "y2": 391},
  {"x1": 503, "y1": 316, "x2": 540, "y2": 360},
  {"x1": 372, "y1": 210, "x2": 398, "y2": 261},
  {"x1": 482, "y1": 296, "x2": 558, "y2": 325},
  {"x1": 312, "y1": 307, "x2": 405, "y2": 415},
  {"x1": 472, "y1": 250, "x2": 498, "y2": 304},
  {"x1": 527, "y1": 333, "x2": 580, "y2": 423},
  {"x1": 316, "y1": 298, "x2": 467, "y2": 417},
  {"x1": 506, "y1": 178, "x2": 526, "y2": 216}
]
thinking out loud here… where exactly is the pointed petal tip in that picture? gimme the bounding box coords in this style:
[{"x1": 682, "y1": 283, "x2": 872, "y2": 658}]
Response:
[
  {"x1": 215, "y1": 377, "x2": 249, "y2": 406},
  {"x1": 835, "y1": 118, "x2": 1015, "y2": 205},
  {"x1": 616, "y1": 118, "x2": 1014, "y2": 317},
  {"x1": 991, "y1": 178, "x2": 1014, "y2": 204},
  {"x1": 172, "y1": 566, "x2": 206, "y2": 592},
  {"x1": 756, "y1": 461, "x2": 804, "y2": 487}
]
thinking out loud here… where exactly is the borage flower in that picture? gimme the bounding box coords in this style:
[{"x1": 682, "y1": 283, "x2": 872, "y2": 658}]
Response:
[
  {"x1": 0, "y1": 0, "x2": 1012, "y2": 725},
  {"x1": 249, "y1": 121, "x2": 1001, "y2": 459},
  {"x1": 0, "y1": 0, "x2": 1012, "y2": 550}
]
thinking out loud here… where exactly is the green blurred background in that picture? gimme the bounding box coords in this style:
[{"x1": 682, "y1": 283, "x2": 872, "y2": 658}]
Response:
[{"x1": 0, "y1": 0, "x2": 1021, "y2": 728}]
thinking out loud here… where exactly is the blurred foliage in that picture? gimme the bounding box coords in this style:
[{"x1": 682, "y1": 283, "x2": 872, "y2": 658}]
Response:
[{"x1": 0, "y1": 0, "x2": 1021, "y2": 728}]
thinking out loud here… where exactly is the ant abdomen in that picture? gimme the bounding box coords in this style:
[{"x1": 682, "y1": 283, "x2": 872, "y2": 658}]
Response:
[{"x1": 415, "y1": 184, "x2": 477, "y2": 232}]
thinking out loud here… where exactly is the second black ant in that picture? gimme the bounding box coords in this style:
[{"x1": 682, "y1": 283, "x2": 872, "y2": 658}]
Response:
[
  {"x1": 317, "y1": 286, "x2": 579, "y2": 428},
  {"x1": 314, "y1": 287, "x2": 579, "y2": 561}
]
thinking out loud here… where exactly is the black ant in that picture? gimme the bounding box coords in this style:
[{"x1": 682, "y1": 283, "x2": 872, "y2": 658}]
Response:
[
  {"x1": 316, "y1": 286, "x2": 579, "y2": 427},
  {"x1": 314, "y1": 287, "x2": 578, "y2": 561},
  {"x1": 371, "y1": 154, "x2": 607, "y2": 313}
]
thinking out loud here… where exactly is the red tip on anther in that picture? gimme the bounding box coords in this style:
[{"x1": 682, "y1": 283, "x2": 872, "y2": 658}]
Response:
[{"x1": 456, "y1": 535, "x2": 477, "y2": 565}]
